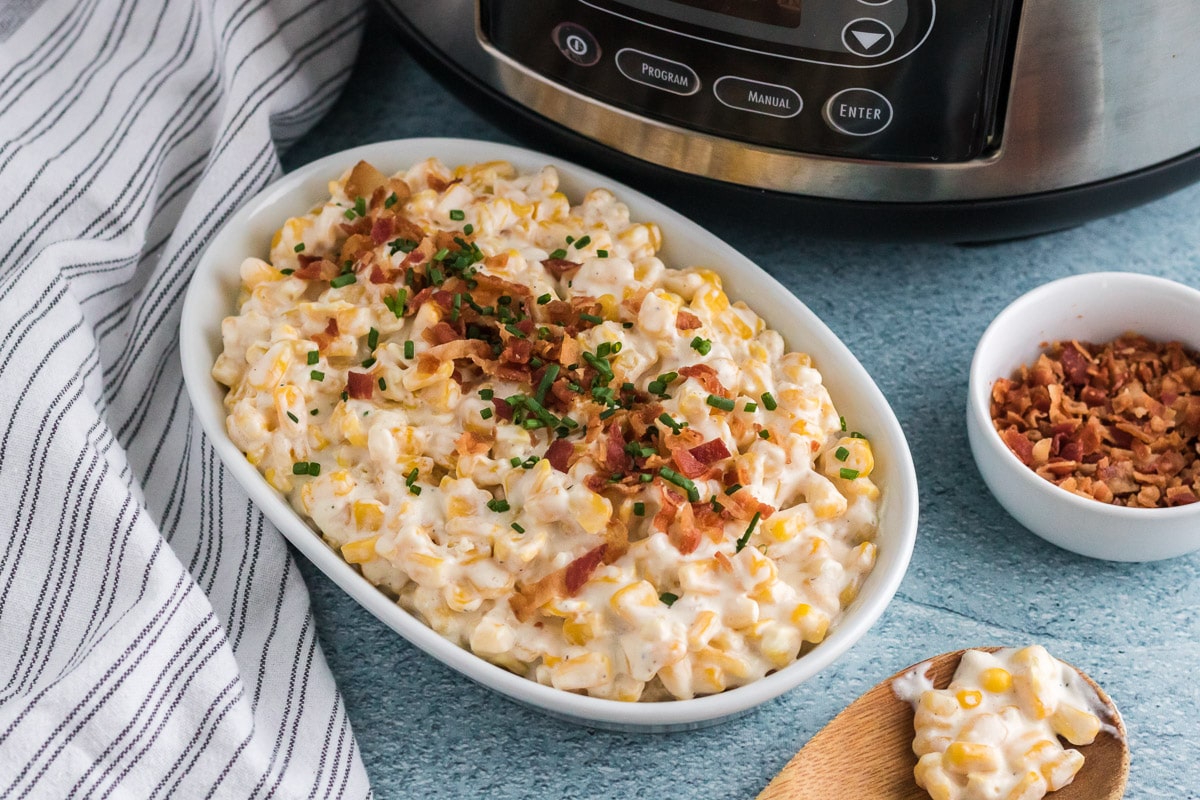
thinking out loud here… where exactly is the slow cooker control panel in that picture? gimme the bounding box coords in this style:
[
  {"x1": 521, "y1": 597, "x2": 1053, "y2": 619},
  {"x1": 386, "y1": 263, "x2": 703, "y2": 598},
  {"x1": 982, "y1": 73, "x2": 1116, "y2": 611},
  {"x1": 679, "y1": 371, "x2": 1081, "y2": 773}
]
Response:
[{"x1": 479, "y1": 0, "x2": 1014, "y2": 163}]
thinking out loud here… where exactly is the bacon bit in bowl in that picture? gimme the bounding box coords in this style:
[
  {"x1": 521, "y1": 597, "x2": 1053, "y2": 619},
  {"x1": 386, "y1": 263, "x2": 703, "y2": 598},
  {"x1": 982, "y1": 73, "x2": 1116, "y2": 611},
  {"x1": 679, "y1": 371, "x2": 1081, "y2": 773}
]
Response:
[{"x1": 991, "y1": 333, "x2": 1200, "y2": 508}]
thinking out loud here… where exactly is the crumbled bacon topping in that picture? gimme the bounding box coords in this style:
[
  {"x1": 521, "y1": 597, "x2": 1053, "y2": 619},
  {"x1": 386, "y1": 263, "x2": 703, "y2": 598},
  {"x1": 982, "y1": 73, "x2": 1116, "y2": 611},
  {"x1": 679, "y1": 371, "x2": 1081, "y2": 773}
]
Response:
[
  {"x1": 990, "y1": 333, "x2": 1200, "y2": 508},
  {"x1": 346, "y1": 371, "x2": 374, "y2": 400}
]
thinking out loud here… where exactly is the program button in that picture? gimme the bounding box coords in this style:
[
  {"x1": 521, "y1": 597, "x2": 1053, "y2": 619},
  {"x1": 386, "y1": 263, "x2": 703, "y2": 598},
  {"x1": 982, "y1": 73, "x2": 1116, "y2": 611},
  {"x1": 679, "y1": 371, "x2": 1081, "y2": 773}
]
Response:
[{"x1": 615, "y1": 49, "x2": 700, "y2": 96}]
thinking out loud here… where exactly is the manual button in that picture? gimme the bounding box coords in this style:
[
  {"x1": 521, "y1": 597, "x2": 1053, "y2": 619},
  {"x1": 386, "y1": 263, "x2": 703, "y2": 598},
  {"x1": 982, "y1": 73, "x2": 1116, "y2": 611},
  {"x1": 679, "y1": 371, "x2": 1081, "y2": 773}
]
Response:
[
  {"x1": 615, "y1": 48, "x2": 700, "y2": 96},
  {"x1": 713, "y1": 77, "x2": 802, "y2": 119},
  {"x1": 823, "y1": 88, "x2": 893, "y2": 136}
]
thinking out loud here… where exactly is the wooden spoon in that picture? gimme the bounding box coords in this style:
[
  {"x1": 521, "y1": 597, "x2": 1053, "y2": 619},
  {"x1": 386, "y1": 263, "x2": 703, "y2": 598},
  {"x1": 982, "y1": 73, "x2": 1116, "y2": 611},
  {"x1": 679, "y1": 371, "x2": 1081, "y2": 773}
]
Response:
[{"x1": 757, "y1": 648, "x2": 1128, "y2": 800}]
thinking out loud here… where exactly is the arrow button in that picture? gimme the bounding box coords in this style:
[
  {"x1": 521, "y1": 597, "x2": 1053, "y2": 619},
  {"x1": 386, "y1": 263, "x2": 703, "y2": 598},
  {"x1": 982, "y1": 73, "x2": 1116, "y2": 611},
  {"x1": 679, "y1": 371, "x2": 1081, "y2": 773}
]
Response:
[{"x1": 842, "y1": 19, "x2": 894, "y2": 57}]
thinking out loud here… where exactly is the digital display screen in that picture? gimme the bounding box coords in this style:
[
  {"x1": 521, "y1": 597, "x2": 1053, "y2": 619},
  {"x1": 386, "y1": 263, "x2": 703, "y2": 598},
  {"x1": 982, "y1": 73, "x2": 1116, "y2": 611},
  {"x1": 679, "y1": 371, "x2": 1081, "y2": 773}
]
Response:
[{"x1": 669, "y1": 0, "x2": 801, "y2": 29}]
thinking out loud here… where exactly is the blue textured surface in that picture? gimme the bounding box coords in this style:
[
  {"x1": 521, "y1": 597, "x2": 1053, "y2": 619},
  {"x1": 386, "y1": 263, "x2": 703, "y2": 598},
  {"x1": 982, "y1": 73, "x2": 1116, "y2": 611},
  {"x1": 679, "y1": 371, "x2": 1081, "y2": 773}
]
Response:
[{"x1": 282, "y1": 16, "x2": 1200, "y2": 800}]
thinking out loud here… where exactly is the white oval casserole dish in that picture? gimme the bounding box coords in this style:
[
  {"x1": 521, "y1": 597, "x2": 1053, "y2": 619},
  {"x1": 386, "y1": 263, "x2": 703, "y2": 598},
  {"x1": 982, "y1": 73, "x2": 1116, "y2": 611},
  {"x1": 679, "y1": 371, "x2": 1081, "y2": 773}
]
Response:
[{"x1": 179, "y1": 138, "x2": 918, "y2": 730}]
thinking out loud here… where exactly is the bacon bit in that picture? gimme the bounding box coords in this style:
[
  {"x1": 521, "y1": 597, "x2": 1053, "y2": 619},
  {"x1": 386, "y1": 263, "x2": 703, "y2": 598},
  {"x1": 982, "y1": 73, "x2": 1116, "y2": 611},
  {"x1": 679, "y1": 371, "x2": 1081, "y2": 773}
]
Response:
[
  {"x1": 492, "y1": 397, "x2": 514, "y2": 421},
  {"x1": 312, "y1": 317, "x2": 340, "y2": 351},
  {"x1": 294, "y1": 258, "x2": 340, "y2": 281},
  {"x1": 386, "y1": 177, "x2": 412, "y2": 207},
  {"x1": 714, "y1": 550, "x2": 734, "y2": 572},
  {"x1": 669, "y1": 502, "x2": 701, "y2": 555},
  {"x1": 402, "y1": 237, "x2": 436, "y2": 267},
  {"x1": 455, "y1": 430, "x2": 491, "y2": 457},
  {"x1": 545, "y1": 438, "x2": 573, "y2": 473},
  {"x1": 426, "y1": 338, "x2": 491, "y2": 368},
  {"x1": 605, "y1": 421, "x2": 630, "y2": 472},
  {"x1": 502, "y1": 337, "x2": 533, "y2": 365},
  {"x1": 346, "y1": 371, "x2": 374, "y2": 400},
  {"x1": 671, "y1": 446, "x2": 707, "y2": 479},
  {"x1": 689, "y1": 438, "x2": 731, "y2": 466},
  {"x1": 542, "y1": 258, "x2": 581, "y2": 279},
  {"x1": 723, "y1": 486, "x2": 775, "y2": 521},
  {"x1": 370, "y1": 216, "x2": 394, "y2": 245},
  {"x1": 653, "y1": 485, "x2": 687, "y2": 534},
  {"x1": 675, "y1": 310, "x2": 702, "y2": 330},
  {"x1": 340, "y1": 233, "x2": 373, "y2": 266},
  {"x1": 344, "y1": 160, "x2": 388, "y2": 201},
  {"x1": 991, "y1": 333, "x2": 1200, "y2": 508},
  {"x1": 368, "y1": 264, "x2": 390, "y2": 284},
  {"x1": 424, "y1": 321, "x2": 462, "y2": 345},
  {"x1": 565, "y1": 544, "x2": 607, "y2": 594},
  {"x1": 1000, "y1": 427, "x2": 1034, "y2": 465},
  {"x1": 679, "y1": 364, "x2": 729, "y2": 396}
]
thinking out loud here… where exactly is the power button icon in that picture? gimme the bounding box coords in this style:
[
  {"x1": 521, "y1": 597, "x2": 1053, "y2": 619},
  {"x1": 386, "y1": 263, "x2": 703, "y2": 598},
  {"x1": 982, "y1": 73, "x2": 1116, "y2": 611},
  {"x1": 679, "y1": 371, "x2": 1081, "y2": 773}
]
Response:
[{"x1": 552, "y1": 22, "x2": 601, "y2": 67}]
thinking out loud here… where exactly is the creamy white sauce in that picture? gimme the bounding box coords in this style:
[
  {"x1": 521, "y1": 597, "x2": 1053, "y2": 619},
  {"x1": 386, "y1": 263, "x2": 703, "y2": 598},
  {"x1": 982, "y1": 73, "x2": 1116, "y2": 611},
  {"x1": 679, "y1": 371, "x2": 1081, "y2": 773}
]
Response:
[
  {"x1": 213, "y1": 157, "x2": 882, "y2": 701},
  {"x1": 896, "y1": 646, "x2": 1110, "y2": 800}
]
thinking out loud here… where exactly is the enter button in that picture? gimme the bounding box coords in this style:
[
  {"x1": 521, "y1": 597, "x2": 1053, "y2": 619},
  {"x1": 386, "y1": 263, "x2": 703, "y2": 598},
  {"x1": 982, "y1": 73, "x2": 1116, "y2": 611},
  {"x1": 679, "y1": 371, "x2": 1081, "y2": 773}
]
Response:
[
  {"x1": 713, "y1": 77, "x2": 802, "y2": 119},
  {"x1": 823, "y1": 88, "x2": 893, "y2": 136}
]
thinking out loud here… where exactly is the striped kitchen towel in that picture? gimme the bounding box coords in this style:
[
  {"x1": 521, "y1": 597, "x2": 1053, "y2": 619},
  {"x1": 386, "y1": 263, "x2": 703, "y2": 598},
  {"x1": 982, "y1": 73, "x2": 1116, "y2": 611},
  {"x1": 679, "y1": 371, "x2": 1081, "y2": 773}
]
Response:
[{"x1": 0, "y1": 0, "x2": 372, "y2": 796}]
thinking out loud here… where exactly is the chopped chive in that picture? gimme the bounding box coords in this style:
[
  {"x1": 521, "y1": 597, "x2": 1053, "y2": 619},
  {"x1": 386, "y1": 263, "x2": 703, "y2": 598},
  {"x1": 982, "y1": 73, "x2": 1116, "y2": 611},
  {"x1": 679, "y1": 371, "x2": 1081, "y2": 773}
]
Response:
[
  {"x1": 293, "y1": 243, "x2": 305, "y2": 253},
  {"x1": 361, "y1": 357, "x2": 376, "y2": 369},
  {"x1": 647, "y1": 380, "x2": 666, "y2": 396},
  {"x1": 598, "y1": 407, "x2": 618, "y2": 420},
  {"x1": 579, "y1": 313, "x2": 603, "y2": 325},
  {"x1": 511, "y1": 522, "x2": 525, "y2": 533},
  {"x1": 404, "y1": 340, "x2": 415, "y2": 359},
  {"x1": 504, "y1": 323, "x2": 526, "y2": 339},
  {"x1": 307, "y1": 462, "x2": 321, "y2": 476},
  {"x1": 280, "y1": 268, "x2": 295, "y2": 275},
  {"x1": 480, "y1": 407, "x2": 494, "y2": 420},
  {"x1": 840, "y1": 467, "x2": 861, "y2": 480},
  {"x1": 690, "y1": 336, "x2": 712, "y2": 356},
  {"x1": 330, "y1": 273, "x2": 356, "y2": 288},
  {"x1": 463, "y1": 223, "x2": 474, "y2": 235},
  {"x1": 307, "y1": 350, "x2": 319, "y2": 365},
  {"x1": 486, "y1": 499, "x2": 511, "y2": 513},
  {"x1": 537, "y1": 292, "x2": 552, "y2": 305},
  {"x1": 725, "y1": 483, "x2": 742, "y2": 495},
  {"x1": 565, "y1": 236, "x2": 574, "y2": 245},
  {"x1": 839, "y1": 415, "x2": 847, "y2": 430},
  {"x1": 710, "y1": 498, "x2": 724, "y2": 513},
  {"x1": 574, "y1": 235, "x2": 591, "y2": 248},
  {"x1": 341, "y1": 391, "x2": 348, "y2": 401},
  {"x1": 449, "y1": 209, "x2": 465, "y2": 221},
  {"x1": 378, "y1": 377, "x2": 387, "y2": 390},
  {"x1": 367, "y1": 327, "x2": 379, "y2": 350},
  {"x1": 744, "y1": 402, "x2": 758, "y2": 412},
  {"x1": 409, "y1": 484, "x2": 422, "y2": 495},
  {"x1": 582, "y1": 352, "x2": 614, "y2": 382},
  {"x1": 510, "y1": 457, "x2": 523, "y2": 468},
  {"x1": 523, "y1": 456, "x2": 539, "y2": 468},
  {"x1": 706, "y1": 394, "x2": 735, "y2": 412},
  {"x1": 286, "y1": 411, "x2": 298, "y2": 423},
  {"x1": 633, "y1": 502, "x2": 646, "y2": 516},
  {"x1": 451, "y1": 292, "x2": 462, "y2": 322},
  {"x1": 658, "y1": 413, "x2": 683, "y2": 434},
  {"x1": 759, "y1": 429, "x2": 771, "y2": 439},
  {"x1": 658, "y1": 467, "x2": 699, "y2": 502},
  {"x1": 850, "y1": 431, "x2": 867, "y2": 439},
  {"x1": 535, "y1": 364, "x2": 561, "y2": 404},
  {"x1": 835, "y1": 446, "x2": 850, "y2": 461},
  {"x1": 597, "y1": 249, "x2": 609, "y2": 258},
  {"x1": 761, "y1": 392, "x2": 778, "y2": 411},
  {"x1": 384, "y1": 192, "x2": 398, "y2": 209},
  {"x1": 354, "y1": 196, "x2": 367, "y2": 216},
  {"x1": 622, "y1": 321, "x2": 633, "y2": 328},
  {"x1": 549, "y1": 248, "x2": 567, "y2": 259},
  {"x1": 737, "y1": 511, "x2": 761, "y2": 553},
  {"x1": 310, "y1": 408, "x2": 319, "y2": 416},
  {"x1": 310, "y1": 370, "x2": 325, "y2": 381},
  {"x1": 479, "y1": 388, "x2": 494, "y2": 400},
  {"x1": 639, "y1": 473, "x2": 654, "y2": 483},
  {"x1": 343, "y1": 209, "x2": 356, "y2": 220},
  {"x1": 610, "y1": 342, "x2": 622, "y2": 354},
  {"x1": 428, "y1": 265, "x2": 444, "y2": 283},
  {"x1": 659, "y1": 592, "x2": 678, "y2": 607}
]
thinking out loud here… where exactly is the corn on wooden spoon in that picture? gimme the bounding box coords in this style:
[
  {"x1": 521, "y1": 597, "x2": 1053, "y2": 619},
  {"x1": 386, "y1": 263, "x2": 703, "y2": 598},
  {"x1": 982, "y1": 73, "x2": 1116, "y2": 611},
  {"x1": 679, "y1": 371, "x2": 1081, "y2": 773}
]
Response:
[{"x1": 757, "y1": 648, "x2": 1128, "y2": 800}]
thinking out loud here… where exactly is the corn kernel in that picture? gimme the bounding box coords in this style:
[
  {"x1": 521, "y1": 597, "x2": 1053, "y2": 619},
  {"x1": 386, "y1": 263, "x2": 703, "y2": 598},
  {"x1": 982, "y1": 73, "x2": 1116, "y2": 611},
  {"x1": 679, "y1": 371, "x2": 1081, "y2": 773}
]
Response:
[
  {"x1": 913, "y1": 754, "x2": 954, "y2": 800},
  {"x1": 1005, "y1": 771, "x2": 1047, "y2": 800},
  {"x1": 1049, "y1": 703, "x2": 1101, "y2": 746},
  {"x1": 981, "y1": 667, "x2": 1013, "y2": 694},
  {"x1": 944, "y1": 741, "x2": 1000, "y2": 774},
  {"x1": 956, "y1": 689, "x2": 983, "y2": 710},
  {"x1": 340, "y1": 536, "x2": 379, "y2": 564},
  {"x1": 352, "y1": 501, "x2": 384, "y2": 531}
]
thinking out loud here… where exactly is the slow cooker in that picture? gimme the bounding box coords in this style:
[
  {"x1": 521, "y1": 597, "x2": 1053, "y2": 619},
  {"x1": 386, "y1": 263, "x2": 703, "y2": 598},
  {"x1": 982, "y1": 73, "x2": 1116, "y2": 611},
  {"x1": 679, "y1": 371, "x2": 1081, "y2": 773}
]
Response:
[{"x1": 381, "y1": 1, "x2": 1200, "y2": 241}]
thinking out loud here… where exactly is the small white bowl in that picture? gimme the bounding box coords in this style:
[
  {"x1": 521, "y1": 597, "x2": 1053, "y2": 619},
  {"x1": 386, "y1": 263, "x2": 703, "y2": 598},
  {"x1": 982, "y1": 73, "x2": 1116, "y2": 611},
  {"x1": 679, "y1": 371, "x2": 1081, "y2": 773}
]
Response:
[
  {"x1": 967, "y1": 272, "x2": 1200, "y2": 562},
  {"x1": 180, "y1": 138, "x2": 918, "y2": 729}
]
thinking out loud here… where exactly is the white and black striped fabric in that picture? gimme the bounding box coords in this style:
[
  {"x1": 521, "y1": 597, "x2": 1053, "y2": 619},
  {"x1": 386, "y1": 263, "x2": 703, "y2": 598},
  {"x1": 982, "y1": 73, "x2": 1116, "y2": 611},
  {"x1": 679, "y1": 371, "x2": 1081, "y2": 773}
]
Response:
[{"x1": 0, "y1": 0, "x2": 372, "y2": 796}]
